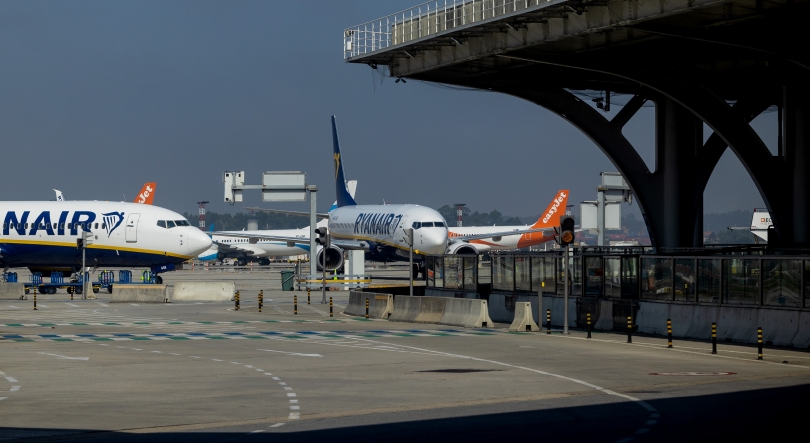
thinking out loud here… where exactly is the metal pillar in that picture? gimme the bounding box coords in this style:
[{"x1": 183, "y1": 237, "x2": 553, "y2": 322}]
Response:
[
  {"x1": 563, "y1": 245, "x2": 569, "y2": 335},
  {"x1": 308, "y1": 186, "x2": 317, "y2": 282},
  {"x1": 785, "y1": 83, "x2": 810, "y2": 245},
  {"x1": 597, "y1": 188, "x2": 605, "y2": 247}
]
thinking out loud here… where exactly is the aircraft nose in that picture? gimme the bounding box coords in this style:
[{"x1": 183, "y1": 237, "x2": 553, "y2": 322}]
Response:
[
  {"x1": 421, "y1": 229, "x2": 448, "y2": 254},
  {"x1": 187, "y1": 229, "x2": 213, "y2": 256}
]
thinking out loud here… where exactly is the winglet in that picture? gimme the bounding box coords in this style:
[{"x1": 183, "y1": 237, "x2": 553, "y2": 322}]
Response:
[
  {"x1": 135, "y1": 182, "x2": 156, "y2": 204},
  {"x1": 54, "y1": 189, "x2": 64, "y2": 202},
  {"x1": 332, "y1": 116, "x2": 357, "y2": 208},
  {"x1": 531, "y1": 190, "x2": 570, "y2": 228}
]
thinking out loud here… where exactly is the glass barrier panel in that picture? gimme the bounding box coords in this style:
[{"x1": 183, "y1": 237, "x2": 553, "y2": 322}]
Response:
[
  {"x1": 763, "y1": 259, "x2": 802, "y2": 307},
  {"x1": 723, "y1": 259, "x2": 760, "y2": 305},
  {"x1": 585, "y1": 257, "x2": 603, "y2": 297},
  {"x1": 541, "y1": 256, "x2": 556, "y2": 294},
  {"x1": 604, "y1": 257, "x2": 621, "y2": 298},
  {"x1": 641, "y1": 258, "x2": 672, "y2": 301},
  {"x1": 531, "y1": 256, "x2": 542, "y2": 293},
  {"x1": 697, "y1": 259, "x2": 721, "y2": 303},
  {"x1": 463, "y1": 256, "x2": 477, "y2": 291},
  {"x1": 515, "y1": 256, "x2": 531, "y2": 291},
  {"x1": 621, "y1": 256, "x2": 639, "y2": 299},
  {"x1": 444, "y1": 256, "x2": 461, "y2": 290},
  {"x1": 674, "y1": 259, "x2": 695, "y2": 302},
  {"x1": 434, "y1": 256, "x2": 444, "y2": 288},
  {"x1": 572, "y1": 256, "x2": 582, "y2": 296},
  {"x1": 493, "y1": 256, "x2": 514, "y2": 292},
  {"x1": 556, "y1": 255, "x2": 566, "y2": 295},
  {"x1": 427, "y1": 256, "x2": 435, "y2": 287}
]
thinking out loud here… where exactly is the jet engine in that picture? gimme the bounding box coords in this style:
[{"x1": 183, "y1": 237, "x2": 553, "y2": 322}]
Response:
[
  {"x1": 316, "y1": 245, "x2": 345, "y2": 271},
  {"x1": 446, "y1": 242, "x2": 480, "y2": 255}
]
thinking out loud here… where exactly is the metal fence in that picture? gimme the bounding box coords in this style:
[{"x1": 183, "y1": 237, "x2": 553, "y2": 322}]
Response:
[
  {"x1": 426, "y1": 251, "x2": 810, "y2": 309},
  {"x1": 344, "y1": 0, "x2": 551, "y2": 59}
]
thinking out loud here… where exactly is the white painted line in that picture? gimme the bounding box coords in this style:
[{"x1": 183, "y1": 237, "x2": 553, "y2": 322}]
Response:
[
  {"x1": 4, "y1": 377, "x2": 18, "y2": 383},
  {"x1": 130, "y1": 304, "x2": 140, "y2": 306},
  {"x1": 288, "y1": 413, "x2": 300, "y2": 419},
  {"x1": 96, "y1": 302, "x2": 108, "y2": 307},
  {"x1": 271, "y1": 377, "x2": 280, "y2": 380},
  {"x1": 0, "y1": 371, "x2": 5, "y2": 376},
  {"x1": 10, "y1": 386, "x2": 20, "y2": 392},
  {"x1": 250, "y1": 430, "x2": 264, "y2": 433},
  {"x1": 255, "y1": 369, "x2": 264, "y2": 371},
  {"x1": 169, "y1": 353, "x2": 181, "y2": 356},
  {"x1": 286, "y1": 393, "x2": 296, "y2": 397},
  {"x1": 244, "y1": 365, "x2": 253, "y2": 368},
  {"x1": 283, "y1": 387, "x2": 293, "y2": 391},
  {"x1": 289, "y1": 400, "x2": 298, "y2": 403},
  {"x1": 269, "y1": 423, "x2": 285, "y2": 428},
  {"x1": 257, "y1": 349, "x2": 322, "y2": 357},
  {"x1": 152, "y1": 351, "x2": 163, "y2": 354},
  {"x1": 278, "y1": 382, "x2": 287, "y2": 386},
  {"x1": 230, "y1": 362, "x2": 241, "y2": 364},
  {"x1": 98, "y1": 344, "x2": 110, "y2": 347},
  {"x1": 212, "y1": 359, "x2": 223, "y2": 362},
  {"x1": 66, "y1": 303, "x2": 79, "y2": 308},
  {"x1": 264, "y1": 373, "x2": 273, "y2": 376},
  {"x1": 116, "y1": 346, "x2": 127, "y2": 349},
  {"x1": 289, "y1": 406, "x2": 300, "y2": 410},
  {"x1": 7, "y1": 306, "x2": 19, "y2": 309},
  {"x1": 131, "y1": 348, "x2": 142, "y2": 351},
  {"x1": 190, "y1": 356, "x2": 201, "y2": 359},
  {"x1": 38, "y1": 304, "x2": 48, "y2": 308},
  {"x1": 0, "y1": 397, "x2": 6, "y2": 401}
]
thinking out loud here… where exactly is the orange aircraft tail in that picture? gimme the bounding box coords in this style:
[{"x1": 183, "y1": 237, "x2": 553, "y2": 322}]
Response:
[
  {"x1": 530, "y1": 190, "x2": 569, "y2": 228},
  {"x1": 134, "y1": 182, "x2": 156, "y2": 205}
]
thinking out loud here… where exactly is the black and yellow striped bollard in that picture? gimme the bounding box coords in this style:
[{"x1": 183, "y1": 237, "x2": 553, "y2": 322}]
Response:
[
  {"x1": 307, "y1": 288, "x2": 311, "y2": 305},
  {"x1": 627, "y1": 316, "x2": 633, "y2": 343},
  {"x1": 365, "y1": 298, "x2": 369, "y2": 319},
  {"x1": 667, "y1": 319, "x2": 673, "y2": 348},
  {"x1": 258, "y1": 290, "x2": 263, "y2": 313},
  {"x1": 235, "y1": 291, "x2": 240, "y2": 311},
  {"x1": 586, "y1": 312, "x2": 592, "y2": 339},
  {"x1": 711, "y1": 322, "x2": 717, "y2": 354},
  {"x1": 757, "y1": 327, "x2": 763, "y2": 360},
  {"x1": 34, "y1": 290, "x2": 37, "y2": 311},
  {"x1": 329, "y1": 297, "x2": 333, "y2": 317},
  {"x1": 546, "y1": 309, "x2": 551, "y2": 334},
  {"x1": 294, "y1": 295, "x2": 298, "y2": 315}
]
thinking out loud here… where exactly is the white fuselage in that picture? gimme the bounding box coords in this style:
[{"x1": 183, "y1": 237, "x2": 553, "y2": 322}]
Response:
[
  {"x1": 328, "y1": 204, "x2": 448, "y2": 257},
  {"x1": 448, "y1": 225, "x2": 555, "y2": 252},
  {"x1": 201, "y1": 228, "x2": 312, "y2": 261},
  {"x1": 0, "y1": 201, "x2": 212, "y2": 268}
]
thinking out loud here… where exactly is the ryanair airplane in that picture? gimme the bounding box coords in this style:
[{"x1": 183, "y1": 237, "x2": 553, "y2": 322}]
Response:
[
  {"x1": 0, "y1": 201, "x2": 212, "y2": 281},
  {"x1": 218, "y1": 117, "x2": 549, "y2": 277}
]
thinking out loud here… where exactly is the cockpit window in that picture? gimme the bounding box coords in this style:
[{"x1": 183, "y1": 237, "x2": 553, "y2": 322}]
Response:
[
  {"x1": 166, "y1": 220, "x2": 176, "y2": 228},
  {"x1": 175, "y1": 220, "x2": 190, "y2": 227},
  {"x1": 157, "y1": 220, "x2": 166, "y2": 228},
  {"x1": 412, "y1": 222, "x2": 421, "y2": 230},
  {"x1": 434, "y1": 222, "x2": 445, "y2": 227}
]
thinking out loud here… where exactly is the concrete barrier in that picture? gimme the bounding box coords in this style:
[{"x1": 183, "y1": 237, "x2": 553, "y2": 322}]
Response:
[
  {"x1": 389, "y1": 296, "x2": 492, "y2": 328},
  {"x1": 110, "y1": 285, "x2": 168, "y2": 303},
  {"x1": 717, "y1": 306, "x2": 759, "y2": 343},
  {"x1": 171, "y1": 281, "x2": 235, "y2": 302},
  {"x1": 792, "y1": 311, "x2": 810, "y2": 348},
  {"x1": 757, "y1": 309, "x2": 800, "y2": 346},
  {"x1": 635, "y1": 302, "x2": 669, "y2": 335},
  {"x1": 0, "y1": 283, "x2": 25, "y2": 300},
  {"x1": 509, "y1": 302, "x2": 539, "y2": 332},
  {"x1": 344, "y1": 291, "x2": 394, "y2": 319}
]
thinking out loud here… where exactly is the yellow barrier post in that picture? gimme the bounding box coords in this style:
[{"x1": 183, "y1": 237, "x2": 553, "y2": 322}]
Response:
[
  {"x1": 627, "y1": 316, "x2": 633, "y2": 343},
  {"x1": 365, "y1": 298, "x2": 369, "y2": 319},
  {"x1": 757, "y1": 327, "x2": 763, "y2": 360},
  {"x1": 34, "y1": 290, "x2": 37, "y2": 310},
  {"x1": 667, "y1": 319, "x2": 673, "y2": 348},
  {"x1": 586, "y1": 312, "x2": 591, "y2": 338},
  {"x1": 258, "y1": 290, "x2": 263, "y2": 313},
  {"x1": 307, "y1": 288, "x2": 311, "y2": 305},
  {"x1": 711, "y1": 322, "x2": 717, "y2": 354},
  {"x1": 546, "y1": 309, "x2": 551, "y2": 334},
  {"x1": 235, "y1": 291, "x2": 240, "y2": 311},
  {"x1": 294, "y1": 295, "x2": 298, "y2": 315},
  {"x1": 329, "y1": 297, "x2": 333, "y2": 317}
]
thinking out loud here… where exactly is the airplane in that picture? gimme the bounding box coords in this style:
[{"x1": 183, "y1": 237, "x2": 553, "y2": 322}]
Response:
[
  {"x1": 198, "y1": 181, "x2": 357, "y2": 267},
  {"x1": 727, "y1": 208, "x2": 771, "y2": 243},
  {"x1": 0, "y1": 201, "x2": 212, "y2": 285},
  {"x1": 446, "y1": 190, "x2": 570, "y2": 254},
  {"x1": 217, "y1": 116, "x2": 552, "y2": 277},
  {"x1": 53, "y1": 182, "x2": 157, "y2": 205}
]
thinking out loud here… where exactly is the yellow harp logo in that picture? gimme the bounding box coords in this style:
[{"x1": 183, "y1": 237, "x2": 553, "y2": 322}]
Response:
[{"x1": 334, "y1": 153, "x2": 340, "y2": 179}]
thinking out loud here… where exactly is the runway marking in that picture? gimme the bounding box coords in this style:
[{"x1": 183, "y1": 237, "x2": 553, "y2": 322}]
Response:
[
  {"x1": 66, "y1": 303, "x2": 79, "y2": 308},
  {"x1": 269, "y1": 423, "x2": 285, "y2": 428},
  {"x1": 0, "y1": 397, "x2": 6, "y2": 401},
  {"x1": 10, "y1": 386, "x2": 20, "y2": 392},
  {"x1": 287, "y1": 393, "x2": 296, "y2": 397},
  {"x1": 288, "y1": 413, "x2": 300, "y2": 419},
  {"x1": 37, "y1": 352, "x2": 89, "y2": 361},
  {"x1": 250, "y1": 430, "x2": 264, "y2": 433},
  {"x1": 278, "y1": 382, "x2": 287, "y2": 386},
  {"x1": 4, "y1": 377, "x2": 18, "y2": 383},
  {"x1": 258, "y1": 349, "x2": 322, "y2": 357}
]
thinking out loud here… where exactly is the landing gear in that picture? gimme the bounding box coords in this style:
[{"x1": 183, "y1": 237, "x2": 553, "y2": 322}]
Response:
[
  {"x1": 49, "y1": 287, "x2": 57, "y2": 294},
  {"x1": 155, "y1": 276, "x2": 163, "y2": 284},
  {"x1": 258, "y1": 258, "x2": 270, "y2": 266},
  {"x1": 236, "y1": 258, "x2": 248, "y2": 267}
]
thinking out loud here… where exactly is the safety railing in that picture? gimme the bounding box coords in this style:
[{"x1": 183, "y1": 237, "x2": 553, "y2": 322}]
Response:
[
  {"x1": 295, "y1": 274, "x2": 372, "y2": 290},
  {"x1": 344, "y1": 0, "x2": 549, "y2": 59}
]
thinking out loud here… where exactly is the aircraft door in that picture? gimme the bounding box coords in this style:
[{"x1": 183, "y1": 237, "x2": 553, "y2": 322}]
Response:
[{"x1": 125, "y1": 213, "x2": 140, "y2": 243}]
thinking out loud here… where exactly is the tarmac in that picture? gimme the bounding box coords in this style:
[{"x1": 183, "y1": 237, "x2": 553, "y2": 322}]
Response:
[{"x1": 1, "y1": 267, "x2": 809, "y2": 442}]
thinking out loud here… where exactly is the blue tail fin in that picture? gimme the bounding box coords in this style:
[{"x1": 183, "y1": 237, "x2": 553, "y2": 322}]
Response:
[
  {"x1": 332, "y1": 116, "x2": 357, "y2": 207},
  {"x1": 208, "y1": 223, "x2": 215, "y2": 232}
]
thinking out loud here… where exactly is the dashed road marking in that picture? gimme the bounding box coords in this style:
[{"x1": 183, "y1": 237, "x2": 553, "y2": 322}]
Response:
[
  {"x1": 10, "y1": 386, "x2": 20, "y2": 392},
  {"x1": 269, "y1": 423, "x2": 285, "y2": 428},
  {"x1": 4, "y1": 377, "x2": 18, "y2": 383}
]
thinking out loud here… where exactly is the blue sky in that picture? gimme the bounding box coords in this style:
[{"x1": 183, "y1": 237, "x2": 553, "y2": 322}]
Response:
[{"x1": 0, "y1": 1, "x2": 771, "y2": 221}]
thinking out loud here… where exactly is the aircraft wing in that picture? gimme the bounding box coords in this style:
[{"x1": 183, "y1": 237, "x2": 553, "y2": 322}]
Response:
[
  {"x1": 212, "y1": 231, "x2": 370, "y2": 251},
  {"x1": 450, "y1": 227, "x2": 556, "y2": 242},
  {"x1": 244, "y1": 207, "x2": 329, "y2": 219},
  {"x1": 211, "y1": 242, "x2": 268, "y2": 257}
]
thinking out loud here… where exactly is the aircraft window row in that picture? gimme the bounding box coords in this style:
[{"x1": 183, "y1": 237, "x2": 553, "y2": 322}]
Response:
[
  {"x1": 411, "y1": 221, "x2": 446, "y2": 229},
  {"x1": 3, "y1": 222, "x2": 105, "y2": 230},
  {"x1": 157, "y1": 220, "x2": 191, "y2": 228}
]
